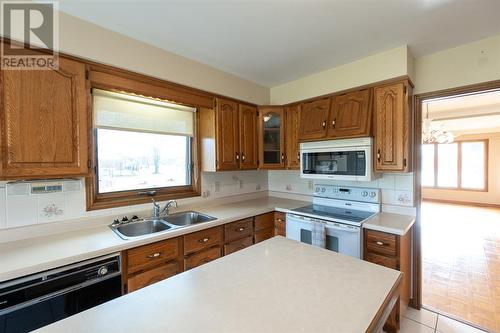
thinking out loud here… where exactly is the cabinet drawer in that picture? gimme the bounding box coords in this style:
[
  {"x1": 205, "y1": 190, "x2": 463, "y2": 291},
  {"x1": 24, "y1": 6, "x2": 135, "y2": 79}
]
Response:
[
  {"x1": 184, "y1": 246, "x2": 221, "y2": 270},
  {"x1": 255, "y1": 228, "x2": 274, "y2": 243},
  {"x1": 127, "y1": 261, "x2": 181, "y2": 293},
  {"x1": 224, "y1": 236, "x2": 253, "y2": 255},
  {"x1": 127, "y1": 237, "x2": 179, "y2": 274},
  {"x1": 365, "y1": 230, "x2": 397, "y2": 257},
  {"x1": 254, "y1": 212, "x2": 274, "y2": 231},
  {"x1": 224, "y1": 218, "x2": 254, "y2": 243},
  {"x1": 366, "y1": 252, "x2": 398, "y2": 270},
  {"x1": 184, "y1": 226, "x2": 222, "y2": 255}
]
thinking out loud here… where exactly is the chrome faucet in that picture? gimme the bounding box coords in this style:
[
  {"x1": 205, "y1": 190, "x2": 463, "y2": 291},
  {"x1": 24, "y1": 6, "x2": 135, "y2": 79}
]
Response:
[{"x1": 151, "y1": 199, "x2": 178, "y2": 218}]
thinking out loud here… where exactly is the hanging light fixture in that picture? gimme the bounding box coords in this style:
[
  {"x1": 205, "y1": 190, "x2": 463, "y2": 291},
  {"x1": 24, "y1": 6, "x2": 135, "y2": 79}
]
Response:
[{"x1": 422, "y1": 103, "x2": 454, "y2": 144}]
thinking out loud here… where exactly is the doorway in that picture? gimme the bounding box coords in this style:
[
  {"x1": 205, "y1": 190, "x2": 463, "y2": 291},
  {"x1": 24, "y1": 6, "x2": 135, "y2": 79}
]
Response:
[{"x1": 415, "y1": 86, "x2": 500, "y2": 332}]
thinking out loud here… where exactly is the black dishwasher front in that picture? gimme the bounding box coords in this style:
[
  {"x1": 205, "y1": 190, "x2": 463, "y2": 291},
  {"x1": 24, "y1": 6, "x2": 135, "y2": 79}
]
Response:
[{"x1": 0, "y1": 254, "x2": 122, "y2": 333}]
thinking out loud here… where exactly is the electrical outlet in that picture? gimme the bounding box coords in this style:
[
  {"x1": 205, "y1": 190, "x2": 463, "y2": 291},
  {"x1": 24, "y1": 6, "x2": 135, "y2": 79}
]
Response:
[
  {"x1": 256, "y1": 184, "x2": 261, "y2": 191},
  {"x1": 238, "y1": 180, "x2": 243, "y2": 189},
  {"x1": 214, "y1": 181, "x2": 221, "y2": 192},
  {"x1": 286, "y1": 184, "x2": 293, "y2": 191},
  {"x1": 202, "y1": 190, "x2": 211, "y2": 198},
  {"x1": 308, "y1": 181, "x2": 313, "y2": 190}
]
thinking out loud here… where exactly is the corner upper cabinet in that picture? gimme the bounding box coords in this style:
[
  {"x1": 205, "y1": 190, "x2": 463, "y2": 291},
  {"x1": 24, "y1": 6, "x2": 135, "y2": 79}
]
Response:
[
  {"x1": 0, "y1": 57, "x2": 88, "y2": 179},
  {"x1": 374, "y1": 81, "x2": 412, "y2": 172},
  {"x1": 285, "y1": 104, "x2": 300, "y2": 169},
  {"x1": 298, "y1": 98, "x2": 330, "y2": 141},
  {"x1": 239, "y1": 104, "x2": 258, "y2": 169},
  {"x1": 200, "y1": 98, "x2": 258, "y2": 172},
  {"x1": 328, "y1": 89, "x2": 372, "y2": 138},
  {"x1": 258, "y1": 107, "x2": 285, "y2": 169},
  {"x1": 215, "y1": 98, "x2": 240, "y2": 171}
]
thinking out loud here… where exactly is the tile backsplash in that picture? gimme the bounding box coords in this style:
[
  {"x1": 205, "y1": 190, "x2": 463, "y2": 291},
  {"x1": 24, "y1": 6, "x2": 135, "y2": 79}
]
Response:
[
  {"x1": 268, "y1": 170, "x2": 415, "y2": 207},
  {"x1": 0, "y1": 170, "x2": 268, "y2": 230}
]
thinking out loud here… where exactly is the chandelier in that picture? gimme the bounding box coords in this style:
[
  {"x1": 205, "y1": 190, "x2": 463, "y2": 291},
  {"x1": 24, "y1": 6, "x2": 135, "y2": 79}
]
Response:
[{"x1": 422, "y1": 103, "x2": 454, "y2": 144}]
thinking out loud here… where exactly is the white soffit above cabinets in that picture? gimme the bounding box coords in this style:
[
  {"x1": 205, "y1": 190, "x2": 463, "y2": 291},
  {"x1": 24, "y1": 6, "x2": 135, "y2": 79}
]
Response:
[{"x1": 58, "y1": 0, "x2": 500, "y2": 87}]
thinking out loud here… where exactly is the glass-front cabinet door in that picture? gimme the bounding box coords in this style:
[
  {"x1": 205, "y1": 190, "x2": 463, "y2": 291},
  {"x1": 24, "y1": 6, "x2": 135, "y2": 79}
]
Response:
[{"x1": 258, "y1": 107, "x2": 285, "y2": 169}]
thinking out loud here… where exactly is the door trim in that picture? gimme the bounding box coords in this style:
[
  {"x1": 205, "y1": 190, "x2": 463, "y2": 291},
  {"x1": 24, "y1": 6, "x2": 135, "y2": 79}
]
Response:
[{"x1": 411, "y1": 78, "x2": 500, "y2": 309}]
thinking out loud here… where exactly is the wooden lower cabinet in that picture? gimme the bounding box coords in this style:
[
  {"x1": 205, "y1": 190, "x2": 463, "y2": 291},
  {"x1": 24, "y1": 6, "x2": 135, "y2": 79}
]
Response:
[
  {"x1": 274, "y1": 212, "x2": 286, "y2": 236},
  {"x1": 254, "y1": 212, "x2": 275, "y2": 243},
  {"x1": 364, "y1": 227, "x2": 412, "y2": 333},
  {"x1": 123, "y1": 237, "x2": 183, "y2": 293},
  {"x1": 185, "y1": 246, "x2": 221, "y2": 270},
  {"x1": 127, "y1": 261, "x2": 181, "y2": 293},
  {"x1": 122, "y1": 211, "x2": 285, "y2": 291},
  {"x1": 224, "y1": 236, "x2": 253, "y2": 255}
]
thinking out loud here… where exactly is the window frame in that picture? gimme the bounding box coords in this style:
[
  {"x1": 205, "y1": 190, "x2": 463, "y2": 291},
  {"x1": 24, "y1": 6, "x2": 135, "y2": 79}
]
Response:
[
  {"x1": 85, "y1": 70, "x2": 201, "y2": 211},
  {"x1": 422, "y1": 139, "x2": 488, "y2": 192}
]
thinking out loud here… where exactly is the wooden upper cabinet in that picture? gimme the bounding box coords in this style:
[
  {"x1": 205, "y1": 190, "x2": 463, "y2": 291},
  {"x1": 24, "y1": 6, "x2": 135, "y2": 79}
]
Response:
[
  {"x1": 0, "y1": 57, "x2": 88, "y2": 179},
  {"x1": 285, "y1": 104, "x2": 300, "y2": 169},
  {"x1": 239, "y1": 104, "x2": 258, "y2": 169},
  {"x1": 216, "y1": 98, "x2": 239, "y2": 171},
  {"x1": 299, "y1": 98, "x2": 330, "y2": 141},
  {"x1": 374, "y1": 81, "x2": 412, "y2": 172},
  {"x1": 328, "y1": 89, "x2": 372, "y2": 138},
  {"x1": 258, "y1": 107, "x2": 285, "y2": 169}
]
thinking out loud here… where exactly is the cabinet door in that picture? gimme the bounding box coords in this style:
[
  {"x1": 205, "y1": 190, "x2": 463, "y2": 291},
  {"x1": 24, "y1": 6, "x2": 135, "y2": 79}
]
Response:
[
  {"x1": 239, "y1": 104, "x2": 258, "y2": 169},
  {"x1": 258, "y1": 107, "x2": 285, "y2": 169},
  {"x1": 285, "y1": 105, "x2": 300, "y2": 169},
  {"x1": 328, "y1": 89, "x2": 371, "y2": 138},
  {"x1": 299, "y1": 98, "x2": 330, "y2": 141},
  {"x1": 216, "y1": 98, "x2": 239, "y2": 170},
  {"x1": 0, "y1": 57, "x2": 88, "y2": 178},
  {"x1": 374, "y1": 82, "x2": 410, "y2": 172}
]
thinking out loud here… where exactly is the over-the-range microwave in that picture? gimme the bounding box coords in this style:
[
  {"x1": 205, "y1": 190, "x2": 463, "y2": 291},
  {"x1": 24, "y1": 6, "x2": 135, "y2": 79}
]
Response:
[{"x1": 300, "y1": 137, "x2": 378, "y2": 181}]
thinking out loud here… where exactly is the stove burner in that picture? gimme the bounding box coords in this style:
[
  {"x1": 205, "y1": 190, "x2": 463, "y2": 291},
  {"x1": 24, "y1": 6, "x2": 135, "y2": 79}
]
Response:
[{"x1": 291, "y1": 204, "x2": 375, "y2": 223}]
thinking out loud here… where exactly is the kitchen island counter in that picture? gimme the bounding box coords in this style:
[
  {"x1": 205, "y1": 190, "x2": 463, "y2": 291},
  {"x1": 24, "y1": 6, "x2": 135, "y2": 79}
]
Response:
[{"x1": 36, "y1": 237, "x2": 402, "y2": 333}]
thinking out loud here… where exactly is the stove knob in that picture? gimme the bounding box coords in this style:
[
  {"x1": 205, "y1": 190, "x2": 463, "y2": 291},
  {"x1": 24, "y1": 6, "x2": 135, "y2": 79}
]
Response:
[
  {"x1": 121, "y1": 216, "x2": 129, "y2": 222},
  {"x1": 321, "y1": 188, "x2": 326, "y2": 193},
  {"x1": 369, "y1": 192, "x2": 376, "y2": 198},
  {"x1": 362, "y1": 191, "x2": 368, "y2": 197},
  {"x1": 97, "y1": 266, "x2": 109, "y2": 276},
  {"x1": 315, "y1": 187, "x2": 320, "y2": 193}
]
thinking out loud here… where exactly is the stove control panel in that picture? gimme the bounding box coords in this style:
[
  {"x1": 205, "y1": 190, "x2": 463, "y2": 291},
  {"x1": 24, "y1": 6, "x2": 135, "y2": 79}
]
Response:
[{"x1": 313, "y1": 185, "x2": 380, "y2": 203}]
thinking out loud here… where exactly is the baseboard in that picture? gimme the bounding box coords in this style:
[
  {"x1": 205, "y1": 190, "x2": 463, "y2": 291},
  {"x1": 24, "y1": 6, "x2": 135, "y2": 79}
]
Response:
[{"x1": 422, "y1": 198, "x2": 500, "y2": 209}]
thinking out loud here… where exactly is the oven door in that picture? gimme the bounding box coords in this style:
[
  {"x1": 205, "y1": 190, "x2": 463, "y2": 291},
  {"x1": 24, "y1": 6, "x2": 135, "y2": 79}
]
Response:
[
  {"x1": 286, "y1": 213, "x2": 361, "y2": 258},
  {"x1": 300, "y1": 146, "x2": 372, "y2": 181}
]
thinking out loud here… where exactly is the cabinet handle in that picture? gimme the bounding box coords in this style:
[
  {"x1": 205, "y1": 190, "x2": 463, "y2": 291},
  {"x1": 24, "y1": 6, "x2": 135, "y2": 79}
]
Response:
[
  {"x1": 241, "y1": 153, "x2": 246, "y2": 161},
  {"x1": 237, "y1": 227, "x2": 245, "y2": 232},
  {"x1": 322, "y1": 120, "x2": 326, "y2": 129},
  {"x1": 375, "y1": 241, "x2": 384, "y2": 246},
  {"x1": 236, "y1": 152, "x2": 240, "y2": 161},
  {"x1": 297, "y1": 153, "x2": 300, "y2": 161},
  {"x1": 332, "y1": 118, "x2": 336, "y2": 128},
  {"x1": 377, "y1": 149, "x2": 381, "y2": 161},
  {"x1": 199, "y1": 258, "x2": 212, "y2": 264},
  {"x1": 281, "y1": 153, "x2": 285, "y2": 161},
  {"x1": 198, "y1": 237, "x2": 210, "y2": 243},
  {"x1": 147, "y1": 252, "x2": 162, "y2": 259},
  {"x1": 277, "y1": 219, "x2": 283, "y2": 222}
]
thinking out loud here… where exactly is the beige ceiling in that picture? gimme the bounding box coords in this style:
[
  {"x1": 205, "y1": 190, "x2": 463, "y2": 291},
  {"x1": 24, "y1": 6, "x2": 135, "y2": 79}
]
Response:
[{"x1": 58, "y1": 0, "x2": 500, "y2": 87}]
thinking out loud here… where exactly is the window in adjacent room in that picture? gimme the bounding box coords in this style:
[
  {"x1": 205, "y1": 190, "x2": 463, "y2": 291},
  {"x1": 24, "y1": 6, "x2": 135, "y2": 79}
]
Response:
[{"x1": 421, "y1": 140, "x2": 488, "y2": 191}]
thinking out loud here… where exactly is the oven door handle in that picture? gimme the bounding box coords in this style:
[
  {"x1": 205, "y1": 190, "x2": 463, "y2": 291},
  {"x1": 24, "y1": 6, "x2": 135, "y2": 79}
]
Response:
[{"x1": 325, "y1": 222, "x2": 360, "y2": 233}]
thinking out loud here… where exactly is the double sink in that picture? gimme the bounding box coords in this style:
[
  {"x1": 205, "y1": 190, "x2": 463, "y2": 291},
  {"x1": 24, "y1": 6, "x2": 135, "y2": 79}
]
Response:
[{"x1": 110, "y1": 211, "x2": 217, "y2": 240}]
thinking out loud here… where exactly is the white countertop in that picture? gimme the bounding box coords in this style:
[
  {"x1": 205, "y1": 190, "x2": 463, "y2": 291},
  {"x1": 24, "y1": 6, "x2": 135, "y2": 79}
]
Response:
[
  {"x1": 0, "y1": 196, "x2": 308, "y2": 283},
  {"x1": 363, "y1": 212, "x2": 416, "y2": 236},
  {"x1": 36, "y1": 237, "x2": 402, "y2": 333}
]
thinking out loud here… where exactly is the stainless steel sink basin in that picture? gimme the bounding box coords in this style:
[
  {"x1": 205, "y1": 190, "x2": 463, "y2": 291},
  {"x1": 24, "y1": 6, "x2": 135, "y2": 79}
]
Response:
[
  {"x1": 164, "y1": 211, "x2": 217, "y2": 226},
  {"x1": 111, "y1": 219, "x2": 173, "y2": 239}
]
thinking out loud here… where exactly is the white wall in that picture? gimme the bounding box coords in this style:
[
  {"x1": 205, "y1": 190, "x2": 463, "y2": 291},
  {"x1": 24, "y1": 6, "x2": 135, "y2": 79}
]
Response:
[
  {"x1": 268, "y1": 170, "x2": 415, "y2": 209},
  {"x1": 414, "y1": 34, "x2": 500, "y2": 94},
  {"x1": 0, "y1": 171, "x2": 268, "y2": 230},
  {"x1": 57, "y1": 12, "x2": 269, "y2": 104},
  {"x1": 270, "y1": 46, "x2": 410, "y2": 104}
]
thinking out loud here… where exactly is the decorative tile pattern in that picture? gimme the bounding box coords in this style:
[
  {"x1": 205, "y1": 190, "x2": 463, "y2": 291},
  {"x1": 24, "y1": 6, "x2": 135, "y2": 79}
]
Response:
[{"x1": 422, "y1": 202, "x2": 500, "y2": 332}]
